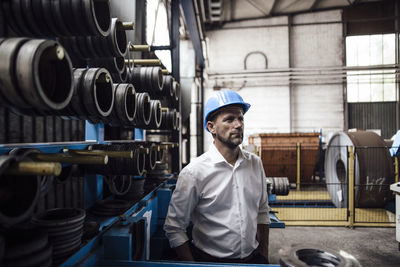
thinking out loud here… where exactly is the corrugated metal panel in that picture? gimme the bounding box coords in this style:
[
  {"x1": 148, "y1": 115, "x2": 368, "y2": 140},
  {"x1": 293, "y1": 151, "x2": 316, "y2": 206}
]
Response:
[{"x1": 348, "y1": 102, "x2": 396, "y2": 139}]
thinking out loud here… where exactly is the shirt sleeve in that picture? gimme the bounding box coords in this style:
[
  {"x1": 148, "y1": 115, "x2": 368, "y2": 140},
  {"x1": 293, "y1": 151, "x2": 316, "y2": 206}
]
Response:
[
  {"x1": 163, "y1": 167, "x2": 199, "y2": 248},
  {"x1": 257, "y1": 158, "x2": 271, "y2": 224}
]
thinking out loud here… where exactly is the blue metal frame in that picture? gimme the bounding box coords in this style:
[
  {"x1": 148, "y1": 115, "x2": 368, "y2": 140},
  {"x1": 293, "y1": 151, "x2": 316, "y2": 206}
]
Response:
[
  {"x1": 268, "y1": 194, "x2": 285, "y2": 228},
  {"x1": 60, "y1": 178, "x2": 284, "y2": 266}
]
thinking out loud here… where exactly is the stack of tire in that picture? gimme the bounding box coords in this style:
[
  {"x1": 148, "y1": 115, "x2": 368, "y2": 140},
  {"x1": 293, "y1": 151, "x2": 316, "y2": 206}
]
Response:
[{"x1": 32, "y1": 208, "x2": 85, "y2": 265}]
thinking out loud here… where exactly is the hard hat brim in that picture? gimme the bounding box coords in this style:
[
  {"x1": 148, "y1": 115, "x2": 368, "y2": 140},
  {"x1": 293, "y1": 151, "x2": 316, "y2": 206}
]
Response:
[{"x1": 204, "y1": 102, "x2": 250, "y2": 132}]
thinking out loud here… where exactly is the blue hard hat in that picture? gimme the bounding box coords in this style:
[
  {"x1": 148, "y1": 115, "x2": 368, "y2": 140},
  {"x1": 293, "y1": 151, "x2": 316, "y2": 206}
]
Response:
[{"x1": 204, "y1": 89, "x2": 251, "y2": 132}]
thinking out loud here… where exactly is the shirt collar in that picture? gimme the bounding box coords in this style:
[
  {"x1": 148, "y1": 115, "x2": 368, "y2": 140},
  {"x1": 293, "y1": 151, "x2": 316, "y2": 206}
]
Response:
[{"x1": 208, "y1": 143, "x2": 249, "y2": 165}]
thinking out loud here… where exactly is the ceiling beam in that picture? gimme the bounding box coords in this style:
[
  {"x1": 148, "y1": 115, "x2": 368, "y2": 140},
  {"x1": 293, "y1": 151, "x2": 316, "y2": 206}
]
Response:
[
  {"x1": 310, "y1": 0, "x2": 321, "y2": 11},
  {"x1": 246, "y1": 0, "x2": 269, "y2": 16},
  {"x1": 269, "y1": 0, "x2": 278, "y2": 16}
]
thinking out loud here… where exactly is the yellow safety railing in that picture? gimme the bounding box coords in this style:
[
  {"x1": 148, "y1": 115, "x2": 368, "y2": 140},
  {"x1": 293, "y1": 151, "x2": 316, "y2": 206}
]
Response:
[
  {"x1": 296, "y1": 142, "x2": 301, "y2": 191},
  {"x1": 348, "y1": 146, "x2": 355, "y2": 228}
]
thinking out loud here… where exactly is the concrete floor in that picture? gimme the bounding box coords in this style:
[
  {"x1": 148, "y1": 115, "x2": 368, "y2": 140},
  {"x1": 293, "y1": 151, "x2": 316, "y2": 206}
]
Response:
[{"x1": 269, "y1": 226, "x2": 400, "y2": 267}]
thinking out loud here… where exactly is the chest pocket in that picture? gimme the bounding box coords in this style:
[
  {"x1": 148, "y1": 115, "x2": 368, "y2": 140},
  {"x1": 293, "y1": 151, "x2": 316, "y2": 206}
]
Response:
[{"x1": 242, "y1": 175, "x2": 262, "y2": 209}]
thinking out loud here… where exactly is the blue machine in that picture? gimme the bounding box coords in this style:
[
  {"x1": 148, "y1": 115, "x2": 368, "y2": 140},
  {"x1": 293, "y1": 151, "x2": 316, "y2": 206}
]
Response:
[
  {"x1": 58, "y1": 180, "x2": 281, "y2": 267},
  {"x1": 0, "y1": 121, "x2": 283, "y2": 266}
]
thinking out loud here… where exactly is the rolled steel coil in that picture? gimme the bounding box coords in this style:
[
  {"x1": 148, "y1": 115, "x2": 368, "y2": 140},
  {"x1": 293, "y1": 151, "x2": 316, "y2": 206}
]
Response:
[
  {"x1": 147, "y1": 162, "x2": 169, "y2": 178},
  {"x1": 134, "y1": 141, "x2": 161, "y2": 171},
  {"x1": 107, "y1": 83, "x2": 137, "y2": 127},
  {"x1": 9, "y1": 147, "x2": 55, "y2": 197},
  {"x1": 129, "y1": 67, "x2": 164, "y2": 97},
  {"x1": 88, "y1": 57, "x2": 125, "y2": 75},
  {"x1": 279, "y1": 244, "x2": 360, "y2": 267},
  {"x1": 32, "y1": 208, "x2": 85, "y2": 264},
  {"x1": 58, "y1": 18, "x2": 126, "y2": 59},
  {"x1": 162, "y1": 75, "x2": 174, "y2": 99},
  {"x1": 156, "y1": 148, "x2": 164, "y2": 162},
  {"x1": 144, "y1": 100, "x2": 162, "y2": 129},
  {"x1": 90, "y1": 199, "x2": 132, "y2": 217},
  {"x1": 266, "y1": 177, "x2": 290, "y2": 196},
  {"x1": 0, "y1": 39, "x2": 74, "y2": 114},
  {"x1": 81, "y1": 68, "x2": 115, "y2": 123},
  {"x1": 58, "y1": 68, "x2": 88, "y2": 120},
  {"x1": 0, "y1": 38, "x2": 31, "y2": 109},
  {"x1": 159, "y1": 109, "x2": 178, "y2": 130},
  {"x1": 104, "y1": 175, "x2": 132, "y2": 196},
  {"x1": 104, "y1": 18, "x2": 127, "y2": 57},
  {"x1": 3, "y1": 227, "x2": 52, "y2": 267},
  {"x1": 16, "y1": 39, "x2": 74, "y2": 111},
  {"x1": 117, "y1": 178, "x2": 146, "y2": 201},
  {"x1": 3, "y1": 0, "x2": 111, "y2": 37},
  {"x1": 69, "y1": 0, "x2": 111, "y2": 36},
  {"x1": 325, "y1": 131, "x2": 394, "y2": 208},
  {"x1": 132, "y1": 92, "x2": 152, "y2": 127},
  {"x1": 145, "y1": 146, "x2": 158, "y2": 171},
  {"x1": 111, "y1": 66, "x2": 128, "y2": 83},
  {"x1": 0, "y1": 155, "x2": 41, "y2": 226}
]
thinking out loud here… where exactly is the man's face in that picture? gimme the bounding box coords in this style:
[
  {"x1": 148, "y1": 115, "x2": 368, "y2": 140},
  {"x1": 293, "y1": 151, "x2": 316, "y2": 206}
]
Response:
[{"x1": 207, "y1": 106, "x2": 244, "y2": 149}]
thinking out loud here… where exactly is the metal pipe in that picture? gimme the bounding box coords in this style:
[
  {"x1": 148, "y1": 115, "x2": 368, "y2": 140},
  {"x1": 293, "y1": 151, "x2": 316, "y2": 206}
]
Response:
[
  {"x1": 64, "y1": 149, "x2": 133, "y2": 159},
  {"x1": 30, "y1": 153, "x2": 108, "y2": 165},
  {"x1": 129, "y1": 44, "x2": 150, "y2": 52},
  {"x1": 139, "y1": 147, "x2": 150, "y2": 154},
  {"x1": 122, "y1": 22, "x2": 135, "y2": 30},
  {"x1": 162, "y1": 69, "x2": 169, "y2": 74},
  {"x1": 125, "y1": 59, "x2": 161, "y2": 66},
  {"x1": 4, "y1": 161, "x2": 62, "y2": 176}
]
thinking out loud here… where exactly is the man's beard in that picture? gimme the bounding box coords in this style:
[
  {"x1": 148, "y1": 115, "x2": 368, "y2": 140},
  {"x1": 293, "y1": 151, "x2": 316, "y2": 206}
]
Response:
[{"x1": 216, "y1": 132, "x2": 243, "y2": 149}]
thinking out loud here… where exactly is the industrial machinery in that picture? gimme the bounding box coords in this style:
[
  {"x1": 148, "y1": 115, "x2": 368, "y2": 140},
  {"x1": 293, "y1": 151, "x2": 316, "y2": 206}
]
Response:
[
  {"x1": 325, "y1": 131, "x2": 394, "y2": 208},
  {"x1": 0, "y1": 1, "x2": 363, "y2": 266}
]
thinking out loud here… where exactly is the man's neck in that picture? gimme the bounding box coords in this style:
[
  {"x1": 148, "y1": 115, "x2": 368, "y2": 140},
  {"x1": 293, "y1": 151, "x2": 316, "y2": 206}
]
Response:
[{"x1": 214, "y1": 141, "x2": 240, "y2": 166}]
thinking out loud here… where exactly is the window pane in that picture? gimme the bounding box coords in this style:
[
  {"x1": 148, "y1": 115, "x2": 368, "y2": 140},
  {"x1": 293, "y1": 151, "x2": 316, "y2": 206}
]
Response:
[
  {"x1": 358, "y1": 36, "x2": 370, "y2": 66},
  {"x1": 358, "y1": 70, "x2": 371, "y2": 102},
  {"x1": 370, "y1": 35, "x2": 383, "y2": 66},
  {"x1": 346, "y1": 37, "x2": 358, "y2": 66},
  {"x1": 383, "y1": 70, "x2": 396, "y2": 101},
  {"x1": 383, "y1": 34, "x2": 395, "y2": 64},
  {"x1": 370, "y1": 70, "x2": 383, "y2": 101},
  {"x1": 346, "y1": 34, "x2": 395, "y2": 102},
  {"x1": 146, "y1": 0, "x2": 172, "y2": 71},
  {"x1": 347, "y1": 71, "x2": 359, "y2": 102}
]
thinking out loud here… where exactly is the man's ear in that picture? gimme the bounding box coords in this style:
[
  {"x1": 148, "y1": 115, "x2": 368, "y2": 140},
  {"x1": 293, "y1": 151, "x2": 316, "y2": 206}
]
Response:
[{"x1": 207, "y1": 121, "x2": 216, "y2": 134}]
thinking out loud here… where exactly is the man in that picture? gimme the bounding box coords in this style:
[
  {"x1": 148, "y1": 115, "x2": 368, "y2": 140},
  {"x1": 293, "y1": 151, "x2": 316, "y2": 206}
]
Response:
[{"x1": 164, "y1": 89, "x2": 270, "y2": 263}]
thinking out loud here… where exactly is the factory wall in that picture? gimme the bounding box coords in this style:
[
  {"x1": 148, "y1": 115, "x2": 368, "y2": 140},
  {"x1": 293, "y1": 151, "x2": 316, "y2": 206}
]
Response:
[
  {"x1": 204, "y1": 10, "x2": 344, "y2": 149},
  {"x1": 291, "y1": 11, "x2": 344, "y2": 136}
]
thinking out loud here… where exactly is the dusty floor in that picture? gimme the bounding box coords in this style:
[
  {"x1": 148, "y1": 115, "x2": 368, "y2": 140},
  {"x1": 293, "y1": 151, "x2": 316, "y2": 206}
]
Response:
[{"x1": 269, "y1": 226, "x2": 400, "y2": 267}]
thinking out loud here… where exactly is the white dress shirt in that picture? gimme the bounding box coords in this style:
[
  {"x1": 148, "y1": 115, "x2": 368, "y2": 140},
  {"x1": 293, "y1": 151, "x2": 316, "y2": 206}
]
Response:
[{"x1": 164, "y1": 144, "x2": 270, "y2": 259}]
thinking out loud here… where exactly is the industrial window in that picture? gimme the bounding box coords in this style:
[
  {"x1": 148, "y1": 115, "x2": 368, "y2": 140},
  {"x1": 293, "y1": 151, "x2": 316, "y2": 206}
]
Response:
[
  {"x1": 346, "y1": 34, "x2": 396, "y2": 103},
  {"x1": 146, "y1": 0, "x2": 172, "y2": 71}
]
